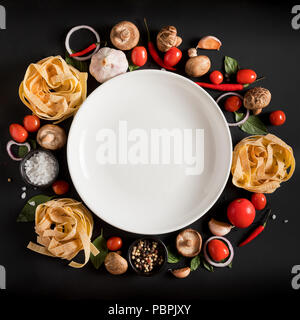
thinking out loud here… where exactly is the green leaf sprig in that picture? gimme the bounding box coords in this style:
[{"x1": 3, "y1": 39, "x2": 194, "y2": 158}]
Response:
[
  {"x1": 235, "y1": 112, "x2": 268, "y2": 135},
  {"x1": 90, "y1": 229, "x2": 108, "y2": 269}
]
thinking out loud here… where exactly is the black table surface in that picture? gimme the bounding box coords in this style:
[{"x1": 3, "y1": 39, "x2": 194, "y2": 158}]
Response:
[{"x1": 0, "y1": 0, "x2": 299, "y2": 306}]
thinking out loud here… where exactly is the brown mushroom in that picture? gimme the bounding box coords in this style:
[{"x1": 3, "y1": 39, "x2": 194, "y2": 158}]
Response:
[
  {"x1": 171, "y1": 267, "x2": 191, "y2": 279},
  {"x1": 243, "y1": 87, "x2": 271, "y2": 115},
  {"x1": 185, "y1": 55, "x2": 211, "y2": 77},
  {"x1": 156, "y1": 26, "x2": 182, "y2": 52},
  {"x1": 104, "y1": 252, "x2": 128, "y2": 275},
  {"x1": 37, "y1": 124, "x2": 66, "y2": 150},
  {"x1": 110, "y1": 21, "x2": 140, "y2": 51},
  {"x1": 176, "y1": 228, "x2": 202, "y2": 257}
]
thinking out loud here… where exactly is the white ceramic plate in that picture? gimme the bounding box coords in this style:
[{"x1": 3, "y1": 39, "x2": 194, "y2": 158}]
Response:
[{"x1": 67, "y1": 70, "x2": 232, "y2": 234}]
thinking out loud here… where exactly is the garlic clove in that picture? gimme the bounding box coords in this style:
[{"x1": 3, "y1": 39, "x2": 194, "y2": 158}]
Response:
[
  {"x1": 208, "y1": 218, "x2": 233, "y2": 236},
  {"x1": 188, "y1": 48, "x2": 197, "y2": 58},
  {"x1": 171, "y1": 267, "x2": 191, "y2": 279},
  {"x1": 196, "y1": 36, "x2": 222, "y2": 50}
]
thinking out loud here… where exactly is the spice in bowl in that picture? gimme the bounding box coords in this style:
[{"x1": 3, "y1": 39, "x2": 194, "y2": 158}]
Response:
[
  {"x1": 20, "y1": 149, "x2": 59, "y2": 188},
  {"x1": 128, "y1": 238, "x2": 167, "y2": 276}
]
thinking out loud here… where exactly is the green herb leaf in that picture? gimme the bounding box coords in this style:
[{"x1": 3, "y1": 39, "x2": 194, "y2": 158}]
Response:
[
  {"x1": 129, "y1": 64, "x2": 140, "y2": 72},
  {"x1": 224, "y1": 56, "x2": 239, "y2": 76},
  {"x1": 65, "y1": 52, "x2": 88, "y2": 73},
  {"x1": 228, "y1": 262, "x2": 233, "y2": 269},
  {"x1": 29, "y1": 139, "x2": 37, "y2": 150},
  {"x1": 202, "y1": 259, "x2": 214, "y2": 272},
  {"x1": 18, "y1": 145, "x2": 30, "y2": 158},
  {"x1": 17, "y1": 194, "x2": 53, "y2": 222},
  {"x1": 234, "y1": 112, "x2": 268, "y2": 135},
  {"x1": 90, "y1": 229, "x2": 108, "y2": 269},
  {"x1": 190, "y1": 255, "x2": 201, "y2": 271},
  {"x1": 167, "y1": 246, "x2": 181, "y2": 264}
]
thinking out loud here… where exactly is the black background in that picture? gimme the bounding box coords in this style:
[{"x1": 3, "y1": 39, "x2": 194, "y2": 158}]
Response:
[{"x1": 0, "y1": 0, "x2": 299, "y2": 311}]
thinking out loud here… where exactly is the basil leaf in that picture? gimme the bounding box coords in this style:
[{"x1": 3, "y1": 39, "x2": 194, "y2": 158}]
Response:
[
  {"x1": 29, "y1": 139, "x2": 37, "y2": 150},
  {"x1": 17, "y1": 194, "x2": 53, "y2": 222},
  {"x1": 167, "y1": 246, "x2": 181, "y2": 264},
  {"x1": 18, "y1": 145, "x2": 30, "y2": 158},
  {"x1": 65, "y1": 52, "x2": 88, "y2": 73},
  {"x1": 90, "y1": 229, "x2": 108, "y2": 269},
  {"x1": 234, "y1": 112, "x2": 268, "y2": 135},
  {"x1": 224, "y1": 56, "x2": 239, "y2": 76},
  {"x1": 228, "y1": 262, "x2": 233, "y2": 269},
  {"x1": 129, "y1": 64, "x2": 139, "y2": 72},
  {"x1": 202, "y1": 259, "x2": 214, "y2": 272},
  {"x1": 190, "y1": 255, "x2": 201, "y2": 271}
]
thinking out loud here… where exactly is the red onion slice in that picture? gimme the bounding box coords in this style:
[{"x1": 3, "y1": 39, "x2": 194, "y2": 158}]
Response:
[
  {"x1": 65, "y1": 25, "x2": 100, "y2": 61},
  {"x1": 216, "y1": 92, "x2": 250, "y2": 127},
  {"x1": 203, "y1": 236, "x2": 234, "y2": 268},
  {"x1": 6, "y1": 140, "x2": 31, "y2": 161}
]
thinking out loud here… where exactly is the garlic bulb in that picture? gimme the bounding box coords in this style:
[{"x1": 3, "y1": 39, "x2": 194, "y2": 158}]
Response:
[{"x1": 89, "y1": 47, "x2": 128, "y2": 83}]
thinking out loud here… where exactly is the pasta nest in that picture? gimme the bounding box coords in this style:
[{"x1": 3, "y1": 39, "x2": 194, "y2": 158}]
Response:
[
  {"x1": 232, "y1": 134, "x2": 295, "y2": 193},
  {"x1": 27, "y1": 198, "x2": 99, "y2": 268},
  {"x1": 19, "y1": 56, "x2": 87, "y2": 123}
]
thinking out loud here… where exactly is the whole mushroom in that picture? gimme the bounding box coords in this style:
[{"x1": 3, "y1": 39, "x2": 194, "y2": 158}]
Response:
[
  {"x1": 104, "y1": 252, "x2": 128, "y2": 275},
  {"x1": 110, "y1": 21, "x2": 140, "y2": 51},
  {"x1": 176, "y1": 228, "x2": 202, "y2": 257},
  {"x1": 185, "y1": 55, "x2": 211, "y2": 77},
  {"x1": 156, "y1": 26, "x2": 182, "y2": 52},
  {"x1": 243, "y1": 87, "x2": 271, "y2": 115},
  {"x1": 37, "y1": 124, "x2": 66, "y2": 150},
  {"x1": 89, "y1": 47, "x2": 128, "y2": 83}
]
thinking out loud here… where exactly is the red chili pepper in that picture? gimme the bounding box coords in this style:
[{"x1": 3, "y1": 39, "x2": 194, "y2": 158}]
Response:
[
  {"x1": 70, "y1": 43, "x2": 99, "y2": 57},
  {"x1": 238, "y1": 209, "x2": 272, "y2": 247},
  {"x1": 195, "y1": 82, "x2": 249, "y2": 91},
  {"x1": 144, "y1": 18, "x2": 176, "y2": 71}
]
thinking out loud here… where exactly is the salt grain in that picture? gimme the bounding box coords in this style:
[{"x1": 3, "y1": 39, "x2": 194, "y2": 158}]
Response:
[
  {"x1": 21, "y1": 186, "x2": 26, "y2": 191},
  {"x1": 272, "y1": 214, "x2": 276, "y2": 220},
  {"x1": 28, "y1": 201, "x2": 36, "y2": 206},
  {"x1": 21, "y1": 192, "x2": 26, "y2": 199},
  {"x1": 24, "y1": 152, "x2": 57, "y2": 186}
]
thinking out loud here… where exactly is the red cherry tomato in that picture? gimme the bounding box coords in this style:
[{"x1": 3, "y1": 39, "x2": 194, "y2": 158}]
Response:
[
  {"x1": 107, "y1": 237, "x2": 123, "y2": 251},
  {"x1": 227, "y1": 198, "x2": 256, "y2": 228},
  {"x1": 251, "y1": 193, "x2": 267, "y2": 210},
  {"x1": 9, "y1": 123, "x2": 28, "y2": 143},
  {"x1": 224, "y1": 96, "x2": 242, "y2": 112},
  {"x1": 236, "y1": 69, "x2": 257, "y2": 84},
  {"x1": 52, "y1": 180, "x2": 69, "y2": 195},
  {"x1": 209, "y1": 71, "x2": 223, "y2": 85},
  {"x1": 269, "y1": 110, "x2": 286, "y2": 126},
  {"x1": 131, "y1": 46, "x2": 148, "y2": 67},
  {"x1": 23, "y1": 115, "x2": 40, "y2": 132},
  {"x1": 207, "y1": 239, "x2": 229, "y2": 262},
  {"x1": 163, "y1": 47, "x2": 182, "y2": 67}
]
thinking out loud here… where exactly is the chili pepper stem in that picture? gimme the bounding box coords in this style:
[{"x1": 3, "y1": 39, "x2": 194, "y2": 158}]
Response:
[
  {"x1": 262, "y1": 208, "x2": 272, "y2": 227},
  {"x1": 144, "y1": 18, "x2": 151, "y2": 43}
]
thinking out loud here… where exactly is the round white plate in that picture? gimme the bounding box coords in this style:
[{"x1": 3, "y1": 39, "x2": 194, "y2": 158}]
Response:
[{"x1": 67, "y1": 70, "x2": 232, "y2": 234}]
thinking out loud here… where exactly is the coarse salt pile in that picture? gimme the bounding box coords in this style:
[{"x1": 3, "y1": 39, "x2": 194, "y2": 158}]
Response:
[{"x1": 24, "y1": 152, "x2": 57, "y2": 186}]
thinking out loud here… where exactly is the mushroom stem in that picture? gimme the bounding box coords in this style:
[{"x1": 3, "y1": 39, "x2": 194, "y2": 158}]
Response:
[
  {"x1": 120, "y1": 29, "x2": 130, "y2": 40},
  {"x1": 253, "y1": 108, "x2": 262, "y2": 115}
]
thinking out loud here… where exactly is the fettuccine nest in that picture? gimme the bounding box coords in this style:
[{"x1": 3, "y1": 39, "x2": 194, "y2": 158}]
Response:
[
  {"x1": 19, "y1": 56, "x2": 87, "y2": 123},
  {"x1": 27, "y1": 198, "x2": 99, "y2": 268},
  {"x1": 232, "y1": 134, "x2": 295, "y2": 193}
]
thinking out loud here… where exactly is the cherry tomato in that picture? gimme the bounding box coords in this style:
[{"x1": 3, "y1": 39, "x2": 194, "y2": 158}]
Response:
[
  {"x1": 227, "y1": 198, "x2": 256, "y2": 228},
  {"x1": 269, "y1": 110, "x2": 286, "y2": 126},
  {"x1": 207, "y1": 239, "x2": 229, "y2": 262},
  {"x1": 164, "y1": 47, "x2": 182, "y2": 67},
  {"x1": 23, "y1": 115, "x2": 40, "y2": 132},
  {"x1": 236, "y1": 69, "x2": 257, "y2": 84},
  {"x1": 107, "y1": 237, "x2": 123, "y2": 251},
  {"x1": 209, "y1": 71, "x2": 223, "y2": 85},
  {"x1": 224, "y1": 96, "x2": 242, "y2": 112},
  {"x1": 131, "y1": 46, "x2": 147, "y2": 67},
  {"x1": 52, "y1": 180, "x2": 69, "y2": 195},
  {"x1": 9, "y1": 123, "x2": 28, "y2": 143},
  {"x1": 251, "y1": 193, "x2": 267, "y2": 210}
]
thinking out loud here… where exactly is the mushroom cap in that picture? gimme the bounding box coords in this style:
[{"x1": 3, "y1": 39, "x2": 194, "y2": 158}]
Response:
[
  {"x1": 156, "y1": 26, "x2": 181, "y2": 52},
  {"x1": 37, "y1": 124, "x2": 66, "y2": 150},
  {"x1": 176, "y1": 228, "x2": 202, "y2": 257},
  {"x1": 110, "y1": 21, "x2": 140, "y2": 51},
  {"x1": 243, "y1": 87, "x2": 271, "y2": 110}
]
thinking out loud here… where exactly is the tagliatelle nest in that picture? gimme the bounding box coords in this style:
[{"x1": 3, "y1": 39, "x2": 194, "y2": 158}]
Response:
[
  {"x1": 27, "y1": 198, "x2": 99, "y2": 268},
  {"x1": 232, "y1": 134, "x2": 295, "y2": 193},
  {"x1": 19, "y1": 56, "x2": 87, "y2": 123}
]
